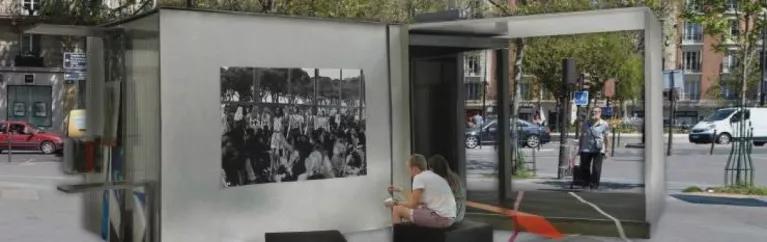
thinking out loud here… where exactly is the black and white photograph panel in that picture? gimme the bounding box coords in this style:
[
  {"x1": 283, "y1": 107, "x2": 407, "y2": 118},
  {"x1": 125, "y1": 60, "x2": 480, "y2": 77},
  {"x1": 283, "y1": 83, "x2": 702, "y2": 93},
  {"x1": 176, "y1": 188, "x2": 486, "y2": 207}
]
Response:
[{"x1": 220, "y1": 67, "x2": 367, "y2": 188}]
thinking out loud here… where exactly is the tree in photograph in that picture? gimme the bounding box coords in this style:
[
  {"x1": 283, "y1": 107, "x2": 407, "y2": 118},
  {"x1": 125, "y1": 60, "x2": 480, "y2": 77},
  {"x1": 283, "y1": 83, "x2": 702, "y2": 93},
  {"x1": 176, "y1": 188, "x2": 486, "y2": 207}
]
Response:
[
  {"x1": 288, "y1": 68, "x2": 314, "y2": 105},
  {"x1": 684, "y1": 0, "x2": 762, "y2": 186},
  {"x1": 221, "y1": 67, "x2": 254, "y2": 102},
  {"x1": 258, "y1": 69, "x2": 290, "y2": 103}
]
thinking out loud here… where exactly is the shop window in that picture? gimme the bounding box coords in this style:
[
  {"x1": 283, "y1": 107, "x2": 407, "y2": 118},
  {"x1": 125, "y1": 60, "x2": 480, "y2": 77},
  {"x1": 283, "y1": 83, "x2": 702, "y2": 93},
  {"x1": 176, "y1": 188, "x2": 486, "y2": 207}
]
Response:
[
  {"x1": 33, "y1": 102, "x2": 47, "y2": 117},
  {"x1": 12, "y1": 102, "x2": 26, "y2": 117}
]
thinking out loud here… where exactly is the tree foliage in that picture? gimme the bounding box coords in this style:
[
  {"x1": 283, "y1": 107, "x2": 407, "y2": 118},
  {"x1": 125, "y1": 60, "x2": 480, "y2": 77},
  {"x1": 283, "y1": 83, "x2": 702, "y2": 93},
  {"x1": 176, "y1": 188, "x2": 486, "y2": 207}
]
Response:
[
  {"x1": 524, "y1": 32, "x2": 644, "y2": 100},
  {"x1": 519, "y1": 0, "x2": 646, "y2": 101}
]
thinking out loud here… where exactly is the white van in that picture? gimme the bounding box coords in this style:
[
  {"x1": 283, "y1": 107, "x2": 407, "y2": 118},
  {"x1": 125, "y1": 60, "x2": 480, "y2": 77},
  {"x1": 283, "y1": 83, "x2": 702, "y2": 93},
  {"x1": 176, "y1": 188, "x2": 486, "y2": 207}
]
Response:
[{"x1": 689, "y1": 107, "x2": 767, "y2": 145}]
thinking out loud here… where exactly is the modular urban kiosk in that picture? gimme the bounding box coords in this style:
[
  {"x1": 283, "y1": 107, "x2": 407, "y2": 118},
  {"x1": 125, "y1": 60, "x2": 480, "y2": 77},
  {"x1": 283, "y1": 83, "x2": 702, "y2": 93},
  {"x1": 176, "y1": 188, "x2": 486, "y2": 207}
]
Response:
[{"x1": 26, "y1": 6, "x2": 665, "y2": 242}]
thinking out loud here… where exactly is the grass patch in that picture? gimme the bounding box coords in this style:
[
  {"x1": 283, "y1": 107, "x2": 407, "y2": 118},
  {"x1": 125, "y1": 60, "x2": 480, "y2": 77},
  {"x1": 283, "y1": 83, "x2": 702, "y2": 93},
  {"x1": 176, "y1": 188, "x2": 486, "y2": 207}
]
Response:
[
  {"x1": 682, "y1": 186, "x2": 703, "y2": 193},
  {"x1": 709, "y1": 186, "x2": 767, "y2": 196},
  {"x1": 512, "y1": 169, "x2": 536, "y2": 179}
]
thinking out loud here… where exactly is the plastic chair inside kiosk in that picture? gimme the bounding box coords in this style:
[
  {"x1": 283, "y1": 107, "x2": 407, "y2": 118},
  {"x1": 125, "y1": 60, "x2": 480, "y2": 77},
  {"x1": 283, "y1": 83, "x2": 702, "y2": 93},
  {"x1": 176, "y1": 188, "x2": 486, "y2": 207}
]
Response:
[{"x1": 406, "y1": 7, "x2": 665, "y2": 239}]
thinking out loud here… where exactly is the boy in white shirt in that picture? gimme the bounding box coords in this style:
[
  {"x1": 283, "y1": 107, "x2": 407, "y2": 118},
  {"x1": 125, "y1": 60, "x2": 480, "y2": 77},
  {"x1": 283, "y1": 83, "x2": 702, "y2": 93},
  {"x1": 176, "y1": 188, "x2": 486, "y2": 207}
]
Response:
[{"x1": 387, "y1": 154, "x2": 456, "y2": 228}]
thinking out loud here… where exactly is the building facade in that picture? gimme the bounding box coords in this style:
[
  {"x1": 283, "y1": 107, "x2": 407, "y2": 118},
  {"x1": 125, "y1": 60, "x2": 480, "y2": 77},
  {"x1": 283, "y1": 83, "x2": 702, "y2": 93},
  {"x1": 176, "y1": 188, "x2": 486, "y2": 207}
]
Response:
[
  {"x1": 671, "y1": 0, "x2": 762, "y2": 127},
  {"x1": 0, "y1": 0, "x2": 86, "y2": 134}
]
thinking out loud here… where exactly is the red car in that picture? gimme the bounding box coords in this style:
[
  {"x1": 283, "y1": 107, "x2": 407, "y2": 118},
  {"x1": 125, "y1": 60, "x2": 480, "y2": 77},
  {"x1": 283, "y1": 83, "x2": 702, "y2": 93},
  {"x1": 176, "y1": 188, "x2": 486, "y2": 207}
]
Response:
[{"x1": 0, "y1": 121, "x2": 63, "y2": 154}]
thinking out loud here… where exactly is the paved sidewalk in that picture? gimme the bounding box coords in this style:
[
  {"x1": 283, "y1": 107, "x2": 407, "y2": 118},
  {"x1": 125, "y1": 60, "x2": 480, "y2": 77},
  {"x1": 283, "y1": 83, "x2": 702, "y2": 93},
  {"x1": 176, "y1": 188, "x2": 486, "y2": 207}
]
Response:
[{"x1": 0, "y1": 154, "x2": 102, "y2": 242}]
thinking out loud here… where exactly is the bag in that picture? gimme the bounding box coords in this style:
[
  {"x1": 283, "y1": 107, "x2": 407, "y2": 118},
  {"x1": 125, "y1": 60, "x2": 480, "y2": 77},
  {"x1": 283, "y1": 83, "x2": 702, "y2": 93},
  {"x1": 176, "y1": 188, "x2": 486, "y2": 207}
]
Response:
[{"x1": 570, "y1": 164, "x2": 589, "y2": 189}]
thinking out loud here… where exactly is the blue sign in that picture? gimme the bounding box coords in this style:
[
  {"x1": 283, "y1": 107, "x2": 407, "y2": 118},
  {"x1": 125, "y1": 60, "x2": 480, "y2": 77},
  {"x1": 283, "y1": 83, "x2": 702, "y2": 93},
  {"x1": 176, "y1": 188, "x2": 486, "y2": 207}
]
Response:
[
  {"x1": 603, "y1": 106, "x2": 614, "y2": 117},
  {"x1": 574, "y1": 91, "x2": 589, "y2": 106}
]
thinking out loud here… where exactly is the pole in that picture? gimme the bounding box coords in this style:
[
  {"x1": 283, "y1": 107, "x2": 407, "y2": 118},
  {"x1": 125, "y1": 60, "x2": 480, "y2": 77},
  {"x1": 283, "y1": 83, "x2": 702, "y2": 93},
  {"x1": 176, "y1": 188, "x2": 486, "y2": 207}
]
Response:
[
  {"x1": 761, "y1": 10, "x2": 767, "y2": 106},
  {"x1": 710, "y1": 129, "x2": 716, "y2": 155},
  {"x1": 611, "y1": 126, "x2": 616, "y2": 157},
  {"x1": 557, "y1": 95, "x2": 569, "y2": 179},
  {"x1": 6, "y1": 121, "x2": 10, "y2": 163},
  {"x1": 667, "y1": 72, "x2": 674, "y2": 156}
]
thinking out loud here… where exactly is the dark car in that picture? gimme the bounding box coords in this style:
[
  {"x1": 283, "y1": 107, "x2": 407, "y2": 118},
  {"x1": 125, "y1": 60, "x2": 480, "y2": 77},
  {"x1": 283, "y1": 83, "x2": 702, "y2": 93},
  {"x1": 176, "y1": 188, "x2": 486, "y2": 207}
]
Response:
[
  {"x1": 0, "y1": 121, "x2": 64, "y2": 154},
  {"x1": 465, "y1": 119, "x2": 551, "y2": 149}
]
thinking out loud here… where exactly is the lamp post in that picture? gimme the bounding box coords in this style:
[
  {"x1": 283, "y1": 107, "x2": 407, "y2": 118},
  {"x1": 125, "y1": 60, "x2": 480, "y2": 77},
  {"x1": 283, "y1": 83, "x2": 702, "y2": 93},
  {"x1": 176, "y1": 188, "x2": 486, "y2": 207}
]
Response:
[{"x1": 760, "y1": 9, "x2": 767, "y2": 106}]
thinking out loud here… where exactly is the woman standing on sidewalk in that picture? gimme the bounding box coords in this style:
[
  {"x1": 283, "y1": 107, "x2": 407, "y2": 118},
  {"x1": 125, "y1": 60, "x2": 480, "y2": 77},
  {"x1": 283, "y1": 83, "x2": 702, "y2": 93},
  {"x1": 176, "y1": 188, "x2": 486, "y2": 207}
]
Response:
[{"x1": 579, "y1": 107, "x2": 610, "y2": 189}]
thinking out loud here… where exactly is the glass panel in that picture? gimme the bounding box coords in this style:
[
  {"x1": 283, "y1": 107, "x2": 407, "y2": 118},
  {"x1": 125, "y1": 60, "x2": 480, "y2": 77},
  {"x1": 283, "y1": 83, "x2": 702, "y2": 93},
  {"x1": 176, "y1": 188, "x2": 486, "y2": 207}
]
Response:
[
  {"x1": 464, "y1": 50, "x2": 499, "y2": 203},
  {"x1": 512, "y1": 31, "x2": 646, "y2": 224}
]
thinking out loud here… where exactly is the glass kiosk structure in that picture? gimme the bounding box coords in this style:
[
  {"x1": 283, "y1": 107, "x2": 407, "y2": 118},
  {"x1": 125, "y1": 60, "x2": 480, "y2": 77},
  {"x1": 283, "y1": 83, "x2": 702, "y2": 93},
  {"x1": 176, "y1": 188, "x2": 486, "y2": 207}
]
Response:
[{"x1": 26, "y1": 7, "x2": 664, "y2": 242}]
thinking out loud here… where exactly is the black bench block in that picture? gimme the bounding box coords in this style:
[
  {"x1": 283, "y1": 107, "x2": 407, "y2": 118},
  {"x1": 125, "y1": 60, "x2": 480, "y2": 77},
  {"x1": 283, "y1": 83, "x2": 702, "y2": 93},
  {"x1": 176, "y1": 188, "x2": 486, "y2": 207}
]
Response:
[
  {"x1": 265, "y1": 230, "x2": 347, "y2": 242},
  {"x1": 393, "y1": 220, "x2": 493, "y2": 242}
]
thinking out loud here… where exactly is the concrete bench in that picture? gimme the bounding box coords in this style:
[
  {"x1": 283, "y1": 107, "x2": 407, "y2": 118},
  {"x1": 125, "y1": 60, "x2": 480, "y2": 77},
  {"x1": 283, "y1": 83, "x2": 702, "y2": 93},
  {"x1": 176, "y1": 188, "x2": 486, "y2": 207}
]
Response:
[{"x1": 393, "y1": 220, "x2": 493, "y2": 242}]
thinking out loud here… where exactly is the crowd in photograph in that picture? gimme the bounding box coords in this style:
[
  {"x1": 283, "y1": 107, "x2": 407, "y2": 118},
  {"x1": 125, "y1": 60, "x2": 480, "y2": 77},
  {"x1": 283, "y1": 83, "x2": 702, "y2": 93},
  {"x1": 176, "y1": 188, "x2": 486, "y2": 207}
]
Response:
[{"x1": 221, "y1": 104, "x2": 366, "y2": 187}]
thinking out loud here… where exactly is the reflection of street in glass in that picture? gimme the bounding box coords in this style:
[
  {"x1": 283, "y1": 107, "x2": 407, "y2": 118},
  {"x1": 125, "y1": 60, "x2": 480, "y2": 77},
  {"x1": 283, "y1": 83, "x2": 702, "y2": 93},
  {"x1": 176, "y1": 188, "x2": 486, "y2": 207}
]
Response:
[{"x1": 466, "y1": 136, "x2": 645, "y2": 193}]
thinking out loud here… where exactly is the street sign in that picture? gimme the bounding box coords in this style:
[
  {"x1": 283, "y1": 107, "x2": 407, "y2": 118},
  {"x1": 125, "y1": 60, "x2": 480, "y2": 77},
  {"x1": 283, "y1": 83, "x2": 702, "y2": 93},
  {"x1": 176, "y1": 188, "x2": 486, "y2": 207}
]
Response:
[
  {"x1": 574, "y1": 91, "x2": 589, "y2": 106},
  {"x1": 63, "y1": 52, "x2": 87, "y2": 71},
  {"x1": 603, "y1": 106, "x2": 614, "y2": 117},
  {"x1": 65, "y1": 72, "x2": 85, "y2": 81}
]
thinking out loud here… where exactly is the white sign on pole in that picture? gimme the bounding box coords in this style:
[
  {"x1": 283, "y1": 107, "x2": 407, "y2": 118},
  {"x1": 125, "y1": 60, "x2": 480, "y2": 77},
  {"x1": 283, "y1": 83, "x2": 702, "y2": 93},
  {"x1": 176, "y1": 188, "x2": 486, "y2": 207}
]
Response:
[{"x1": 63, "y1": 52, "x2": 87, "y2": 71}]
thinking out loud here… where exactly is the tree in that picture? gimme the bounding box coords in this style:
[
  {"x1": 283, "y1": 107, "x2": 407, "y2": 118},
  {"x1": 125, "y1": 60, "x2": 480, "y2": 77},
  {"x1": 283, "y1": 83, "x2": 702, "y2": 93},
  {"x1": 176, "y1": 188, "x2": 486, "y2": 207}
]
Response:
[{"x1": 684, "y1": 0, "x2": 763, "y2": 186}]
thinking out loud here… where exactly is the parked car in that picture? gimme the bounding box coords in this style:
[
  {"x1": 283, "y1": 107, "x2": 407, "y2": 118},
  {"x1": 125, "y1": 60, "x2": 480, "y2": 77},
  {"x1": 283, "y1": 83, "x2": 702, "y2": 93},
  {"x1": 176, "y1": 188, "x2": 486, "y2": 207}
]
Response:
[
  {"x1": 0, "y1": 121, "x2": 64, "y2": 154},
  {"x1": 465, "y1": 119, "x2": 551, "y2": 149},
  {"x1": 689, "y1": 107, "x2": 767, "y2": 145}
]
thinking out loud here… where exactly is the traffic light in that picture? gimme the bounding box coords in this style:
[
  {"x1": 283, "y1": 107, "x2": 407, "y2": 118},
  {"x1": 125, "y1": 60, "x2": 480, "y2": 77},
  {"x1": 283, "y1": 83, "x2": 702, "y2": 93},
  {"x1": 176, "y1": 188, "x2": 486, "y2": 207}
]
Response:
[{"x1": 562, "y1": 58, "x2": 577, "y2": 85}]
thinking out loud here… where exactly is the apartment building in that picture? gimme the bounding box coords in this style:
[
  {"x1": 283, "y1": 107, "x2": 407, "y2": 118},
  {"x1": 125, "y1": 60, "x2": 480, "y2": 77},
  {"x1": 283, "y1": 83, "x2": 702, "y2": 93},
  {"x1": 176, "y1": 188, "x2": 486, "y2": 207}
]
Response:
[{"x1": 672, "y1": 0, "x2": 762, "y2": 126}]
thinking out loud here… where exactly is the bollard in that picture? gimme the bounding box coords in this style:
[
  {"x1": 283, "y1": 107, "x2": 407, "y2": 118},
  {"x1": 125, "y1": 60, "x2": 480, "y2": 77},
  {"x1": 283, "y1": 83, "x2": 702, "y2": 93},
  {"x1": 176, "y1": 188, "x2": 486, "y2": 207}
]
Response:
[
  {"x1": 710, "y1": 129, "x2": 716, "y2": 155},
  {"x1": 6, "y1": 121, "x2": 10, "y2": 163}
]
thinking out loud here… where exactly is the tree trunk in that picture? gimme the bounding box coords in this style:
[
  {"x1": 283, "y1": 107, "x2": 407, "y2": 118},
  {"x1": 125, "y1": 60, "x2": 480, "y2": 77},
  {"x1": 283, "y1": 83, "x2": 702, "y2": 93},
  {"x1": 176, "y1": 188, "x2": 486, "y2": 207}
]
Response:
[{"x1": 510, "y1": 38, "x2": 525, "y2": 174}]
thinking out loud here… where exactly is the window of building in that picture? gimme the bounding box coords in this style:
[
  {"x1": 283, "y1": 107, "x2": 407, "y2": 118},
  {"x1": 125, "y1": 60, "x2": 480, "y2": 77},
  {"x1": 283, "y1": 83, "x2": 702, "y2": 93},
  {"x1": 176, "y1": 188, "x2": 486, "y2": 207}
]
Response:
[
  {"x1": 729, "y1": 19, "x2": 739, "y2": 39},
  {"x1": 684, "y1": 22, "x2": 703, "y2": 42},
  {"x1": 683, "y1": 50, "x2": 702, "y2": 73},
  {"x1": 465, "y1": 79, "x2": 484, "y2": 101},
  {"x1": 685, "y1": 0, "x2": 701, "y2": 12},
  {"x1": 519, "y1": 80, "x2": 532, "y2": 100},
  {"x1": 722, "y1": 53, "x2": 736, "y2": 74},
  {"x1": 465, "y1": 53, "x2": 483, "y2": 77},
  {"x1": 726, "y1": 0, "x2": 738, "y2": 11},
  {"x1": 684, "y1": 78, "x2": 701, "y2": 100},
  {"x1": 21, "y1": 0, "x2": 40, "y2": 16},
  {"x1": 20, "y1": 34, "x2": 40, "y2": 56}
]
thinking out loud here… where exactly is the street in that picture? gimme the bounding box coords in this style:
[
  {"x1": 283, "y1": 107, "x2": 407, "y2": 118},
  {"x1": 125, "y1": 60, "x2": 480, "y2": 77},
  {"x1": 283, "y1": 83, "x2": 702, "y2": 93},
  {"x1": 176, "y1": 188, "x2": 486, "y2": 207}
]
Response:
[
  {"x1": 467, "y1": 135, "x2": 767, "y2": 193},
  {"x1": 1, "y1": 137, "x2": 766, "y2": 241}
]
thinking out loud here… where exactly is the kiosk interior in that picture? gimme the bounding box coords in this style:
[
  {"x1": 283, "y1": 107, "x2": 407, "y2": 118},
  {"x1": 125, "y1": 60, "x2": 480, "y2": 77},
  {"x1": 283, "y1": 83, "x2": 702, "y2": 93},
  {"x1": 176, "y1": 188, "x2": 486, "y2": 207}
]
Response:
[{"x1": 28, "y1": 6, "x2": 664, "y2": 242}]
